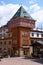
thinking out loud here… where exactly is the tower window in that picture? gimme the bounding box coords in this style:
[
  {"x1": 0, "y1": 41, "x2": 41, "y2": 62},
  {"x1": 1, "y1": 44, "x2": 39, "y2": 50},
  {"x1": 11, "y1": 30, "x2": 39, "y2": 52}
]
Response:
[
  {"x1": 22, "y1": 31, "x2": 28, "y2": 36},
  {"x1": 22, "y1": 40, "x2": 28, "y2": 44},
  {"x1": 23, "y1": 11, "x2": 26, "y2": 13},
  {"x1": 13, "y1": 40, "x2": 17, "y2": 44}
]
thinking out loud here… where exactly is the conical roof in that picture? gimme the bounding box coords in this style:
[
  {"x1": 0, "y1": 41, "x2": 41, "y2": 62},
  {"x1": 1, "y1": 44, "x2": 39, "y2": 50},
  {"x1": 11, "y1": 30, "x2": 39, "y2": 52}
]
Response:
[{"x1": 13, "y1": 6, "x2": 33, "y2": 20}]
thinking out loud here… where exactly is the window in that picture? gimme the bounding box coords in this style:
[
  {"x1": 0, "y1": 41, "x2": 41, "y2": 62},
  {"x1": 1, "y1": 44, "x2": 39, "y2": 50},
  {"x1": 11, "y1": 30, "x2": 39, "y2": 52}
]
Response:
[
  {"x1": 5, "y1": 29, "x2": 8, "y2": 32},
  {"x1": 22, "y1": 40, "x2": 28, "y2": 44},
  {"x1": 8, "y1": 33, "x2": 12, "y2": 37},
  {"x1": 37, "y1": 33, "x2": 39, "y2": 37},
  {"x1": 0, "y1": 48, "x2": 2, "y2": 50},
  {"x1": 31, "y1": 40, "x2": 33, "y2": 43},
  {"x1": 23, "y1": 11, "x2": 26, "y2": 13},
  {"x1": 0, "y1": 34, "x2": 2, "y2": 37},
  {"x1": 0, "y1": 48, "x2": 2, "y2": 53},
  {"x1": 4, "y1": 48, "x2": 6, "y2": 50},
  {"x1": 22, "y1": 31, "x2": 28, "y2": 36},
  {"x1": 0, "y1": 42, "x2": 2, "y2": 45},
  {"x1": 41, "y1": 34, "x2": 43, "y2": 37},
  {"x1": 32, "y1": 33, "x2": 34, "y2": 36},
  {"x1": 9, "y1": 41, "x2": 11, "y2": 45},
  {"x1": 25, "y1": 32, "x2": 28, "y2": 36},
  {"x1": 13, "y1": 40, "x2": 17, "y2": 44},
  {"x1": 8, "y1": 48, "x2": 10, "y2": 55},
  {"x1": 13, "y1": 32, "x2": 17, "y2": 36},
  {"x1": 4, "y1": 41, "x2": 6, "y2": 45}
]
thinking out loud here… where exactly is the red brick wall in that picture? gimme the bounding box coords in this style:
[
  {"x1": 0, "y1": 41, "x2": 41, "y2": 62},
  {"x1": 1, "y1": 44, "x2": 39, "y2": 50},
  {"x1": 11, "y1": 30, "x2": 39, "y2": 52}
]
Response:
[
  {"x1": 8, "y1": 17, "x2": 35, "y2": 29},
  {"x1": 11, "y1": 27, "x2": 31, "y2": 49}
]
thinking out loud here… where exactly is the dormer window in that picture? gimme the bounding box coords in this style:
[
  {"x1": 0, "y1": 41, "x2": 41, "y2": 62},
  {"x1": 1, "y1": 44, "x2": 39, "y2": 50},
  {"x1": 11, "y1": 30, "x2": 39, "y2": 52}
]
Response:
[{"x1": 23, "y1": 11, "x2": 26, "y2": 13}]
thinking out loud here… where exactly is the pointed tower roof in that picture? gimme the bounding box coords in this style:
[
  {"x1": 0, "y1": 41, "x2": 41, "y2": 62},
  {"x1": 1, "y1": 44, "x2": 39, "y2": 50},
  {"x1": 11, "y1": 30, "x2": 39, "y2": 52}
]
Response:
[
  {"x1": 13, "y1": 6, "x2": 33, "y2": 20},
  {"x1": 7, "y1": 6, "x2": 36, "y2": 29}
]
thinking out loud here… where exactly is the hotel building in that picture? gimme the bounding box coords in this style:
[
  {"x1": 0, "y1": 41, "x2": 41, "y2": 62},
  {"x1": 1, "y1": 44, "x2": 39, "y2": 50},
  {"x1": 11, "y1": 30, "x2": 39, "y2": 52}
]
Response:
[{"x1": 0, "y1": 6, "x2": 43, "y2": 57}]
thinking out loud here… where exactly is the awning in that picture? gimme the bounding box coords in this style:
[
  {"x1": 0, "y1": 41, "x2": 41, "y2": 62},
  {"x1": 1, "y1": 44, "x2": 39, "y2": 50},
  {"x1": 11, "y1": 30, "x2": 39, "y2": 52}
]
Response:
[
  {"x1": 37, "y1": 41, "x2": 43, "y2": 45},
  {"x1": 33, "y1": 40, "x2": 43, "y2": 45}
]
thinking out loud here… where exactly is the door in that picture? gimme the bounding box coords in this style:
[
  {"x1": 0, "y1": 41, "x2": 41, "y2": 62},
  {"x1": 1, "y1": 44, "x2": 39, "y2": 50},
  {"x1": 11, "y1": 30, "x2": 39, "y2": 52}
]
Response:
[{"x1": 23, "y1": 48, "x2": 29, "y2": 56}]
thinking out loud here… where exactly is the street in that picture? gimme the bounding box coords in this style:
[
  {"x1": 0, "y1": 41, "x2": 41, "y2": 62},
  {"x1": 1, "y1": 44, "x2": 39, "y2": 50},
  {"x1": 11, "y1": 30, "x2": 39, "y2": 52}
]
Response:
[{"x1": 0, "y1": 57, "x2": 43, "y2": 65}]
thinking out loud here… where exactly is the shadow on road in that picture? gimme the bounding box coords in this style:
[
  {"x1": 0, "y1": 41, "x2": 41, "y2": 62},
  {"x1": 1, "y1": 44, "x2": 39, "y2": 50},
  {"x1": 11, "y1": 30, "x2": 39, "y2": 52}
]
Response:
[
  {"x1": 31, "y1": 58, "x2": 43, "y2": 64},
  {"x1": 23, "y1": 57, "x2": 43, "y2": 64}
]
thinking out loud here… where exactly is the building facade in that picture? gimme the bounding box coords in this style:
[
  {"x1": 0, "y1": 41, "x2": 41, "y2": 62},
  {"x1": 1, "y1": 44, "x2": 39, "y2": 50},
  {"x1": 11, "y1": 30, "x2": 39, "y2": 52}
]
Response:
[{"x1": 0, "y1": 6, "x2": 43, "y2": 57}]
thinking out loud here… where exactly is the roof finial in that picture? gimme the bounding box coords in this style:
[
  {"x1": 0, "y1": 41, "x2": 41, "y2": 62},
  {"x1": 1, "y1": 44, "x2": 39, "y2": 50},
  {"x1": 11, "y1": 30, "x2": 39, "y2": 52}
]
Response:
[{"x1": 20, "y1": 2, "x2": 22, "y2": 7}]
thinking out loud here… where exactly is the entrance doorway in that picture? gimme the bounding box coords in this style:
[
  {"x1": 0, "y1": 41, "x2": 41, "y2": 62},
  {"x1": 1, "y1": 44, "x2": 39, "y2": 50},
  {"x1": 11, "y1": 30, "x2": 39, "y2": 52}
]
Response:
[
  {"x1": 23, "y1": 48, "x2": 29, "y2": 56},
  {"x1": 12, "y1": 48, "x2": 19, "y2": 57}
]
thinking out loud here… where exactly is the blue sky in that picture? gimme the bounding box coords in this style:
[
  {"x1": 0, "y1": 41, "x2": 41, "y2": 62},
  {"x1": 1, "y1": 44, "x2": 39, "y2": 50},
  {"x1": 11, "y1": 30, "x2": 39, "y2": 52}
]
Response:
[
  {"x1": 0, "y1": 0, "x2": 43, "y2": 29},
  {"x1": 0, "y1": 0, "x2": 43, "y2": 7}
]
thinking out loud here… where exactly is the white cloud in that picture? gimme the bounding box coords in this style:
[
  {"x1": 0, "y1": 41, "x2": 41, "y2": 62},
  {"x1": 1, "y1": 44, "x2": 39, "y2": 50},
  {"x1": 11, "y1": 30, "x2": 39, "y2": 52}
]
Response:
[
  {"x1": 0, "y1": 2, "x2": 43, "y2": 30},
  {"x1": 29, "y1": 0, "x2": 37, "y2": 4},
  {"x1": 0, "y1": 3, "x2": 28, "y2": 27},
  {"x1": 30, "y1": 4, "x2": 43, "y2": 29},
  {"x1": 0, "y1": 4, "x2": 20, "y2": 27},
  {"x1": 30, "y1": 4, "x2": 40, "y2": 12},
  {"x1": 29, "y1": 0, "x2": 42, "y2": 25}
]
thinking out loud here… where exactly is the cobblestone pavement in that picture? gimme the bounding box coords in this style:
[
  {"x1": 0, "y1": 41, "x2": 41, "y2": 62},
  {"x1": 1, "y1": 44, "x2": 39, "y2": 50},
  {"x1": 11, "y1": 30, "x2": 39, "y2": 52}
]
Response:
[{"x1": 0, "y1": 57, "x2": 43, "y2": 65}]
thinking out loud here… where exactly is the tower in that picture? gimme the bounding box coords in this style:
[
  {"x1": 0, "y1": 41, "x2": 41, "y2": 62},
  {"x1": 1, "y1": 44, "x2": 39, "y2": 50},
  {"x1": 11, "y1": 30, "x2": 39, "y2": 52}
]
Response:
[{"x1": 8, "y1": 6, "x2": 36, "y2": 56}]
